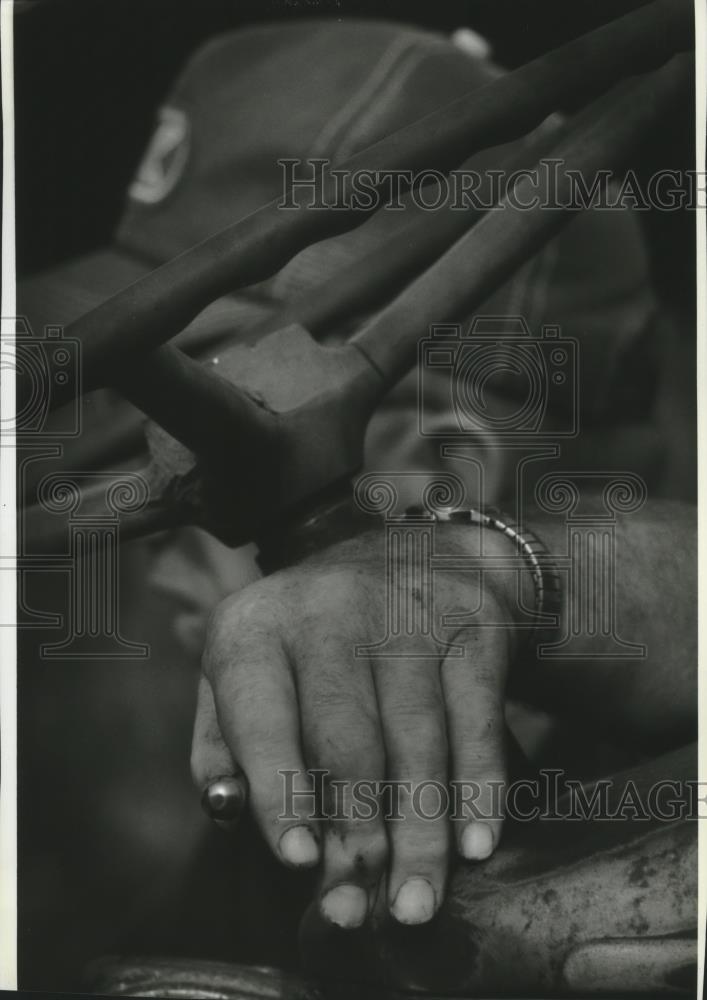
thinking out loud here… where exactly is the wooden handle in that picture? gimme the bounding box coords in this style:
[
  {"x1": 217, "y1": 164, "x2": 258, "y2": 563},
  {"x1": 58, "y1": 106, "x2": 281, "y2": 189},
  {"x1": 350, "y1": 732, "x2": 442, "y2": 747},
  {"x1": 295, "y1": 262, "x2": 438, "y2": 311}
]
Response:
[{"x1": 56, "y1": 0, "x2": 692, "y2": 398}]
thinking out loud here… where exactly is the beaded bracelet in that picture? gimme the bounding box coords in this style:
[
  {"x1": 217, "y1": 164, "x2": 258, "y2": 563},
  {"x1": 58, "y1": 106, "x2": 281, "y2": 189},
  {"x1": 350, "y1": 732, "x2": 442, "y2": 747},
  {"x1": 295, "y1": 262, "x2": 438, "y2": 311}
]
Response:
[{"x1": 429, "y1": 505, "x2": 562, "y2": 648}]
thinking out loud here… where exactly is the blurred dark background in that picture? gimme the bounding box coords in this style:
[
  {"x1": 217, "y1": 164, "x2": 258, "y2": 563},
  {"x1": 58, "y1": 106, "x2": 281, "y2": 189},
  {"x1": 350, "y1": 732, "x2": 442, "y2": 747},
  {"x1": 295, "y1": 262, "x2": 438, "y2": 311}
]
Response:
[{"x1": 16, "y1": 0, "x2": 695, "y2": 309}]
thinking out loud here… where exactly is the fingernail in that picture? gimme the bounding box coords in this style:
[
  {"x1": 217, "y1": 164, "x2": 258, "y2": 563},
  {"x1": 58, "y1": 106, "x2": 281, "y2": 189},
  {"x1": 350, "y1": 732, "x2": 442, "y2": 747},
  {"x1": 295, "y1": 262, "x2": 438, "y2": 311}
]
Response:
[
  {"x1": 279, "y1": 825, "x2": 320, "y2": 868},
  {"x1": 461, "y1": 821, "x2": 494, "y2": 860},
  {"x1": 321, "y1": 884, "x2": 369, "y2": 929},
  {"x1": 391, "y1": 877, "x2": 437, "y2": 925}
]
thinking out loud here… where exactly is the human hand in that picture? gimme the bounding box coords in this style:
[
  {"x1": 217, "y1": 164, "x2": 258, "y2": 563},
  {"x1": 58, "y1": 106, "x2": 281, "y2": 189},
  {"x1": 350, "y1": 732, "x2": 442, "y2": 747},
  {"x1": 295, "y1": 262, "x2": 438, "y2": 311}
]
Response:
[{"x1": 191, "y1": 526, "x2": 521, "y2": 929}]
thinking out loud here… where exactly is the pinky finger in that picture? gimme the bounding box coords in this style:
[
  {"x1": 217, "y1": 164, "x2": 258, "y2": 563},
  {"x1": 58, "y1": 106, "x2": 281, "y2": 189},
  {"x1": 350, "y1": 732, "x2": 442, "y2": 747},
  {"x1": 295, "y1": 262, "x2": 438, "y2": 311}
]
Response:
[{"x1": 191, "y1": 675, "x2": 248, "y2": 831}]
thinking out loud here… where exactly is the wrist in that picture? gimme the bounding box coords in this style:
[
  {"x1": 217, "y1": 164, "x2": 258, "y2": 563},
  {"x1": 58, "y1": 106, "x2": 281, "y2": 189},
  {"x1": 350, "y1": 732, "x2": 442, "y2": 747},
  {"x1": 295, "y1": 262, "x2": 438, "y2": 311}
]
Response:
[
  {"x1": 433, "y1": 507, "x2": 561, "y2": 663},
  {"x1": 255, "y1": 483, "x2": 378, "y2": 573},
  {"x1": 434, "y1": 521, "x2": 534, "y2": 656}
]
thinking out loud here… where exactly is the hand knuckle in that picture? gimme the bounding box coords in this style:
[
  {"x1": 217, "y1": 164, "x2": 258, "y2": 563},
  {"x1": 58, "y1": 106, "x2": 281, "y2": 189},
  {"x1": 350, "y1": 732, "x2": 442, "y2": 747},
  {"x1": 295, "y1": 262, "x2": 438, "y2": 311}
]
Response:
[
  {"x1": 315, "y1": 742, "x2": 378, "y2": 785},
  {"x1": 462, "y1": 728, "x2": 506, "y2": 764},
  {"x1": 387, "y1": 712, "x2": 446, "y2": 759},
  {"x1": 328, "y1": 823, "x2": 388, "y2": 873},
  {"x1": 396, "y1": 833, "x2": 448, "y2": 870},
  {"x1": 361, "y1": 829, "x2": 389, "y2": 871}
]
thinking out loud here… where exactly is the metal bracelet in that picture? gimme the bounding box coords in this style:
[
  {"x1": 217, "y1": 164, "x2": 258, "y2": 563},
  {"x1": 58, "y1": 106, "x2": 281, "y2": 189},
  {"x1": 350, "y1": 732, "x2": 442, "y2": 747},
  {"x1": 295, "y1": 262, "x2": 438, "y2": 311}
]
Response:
[{"x1": 430, "y1": 505, "x2": 562, "y2": 648}]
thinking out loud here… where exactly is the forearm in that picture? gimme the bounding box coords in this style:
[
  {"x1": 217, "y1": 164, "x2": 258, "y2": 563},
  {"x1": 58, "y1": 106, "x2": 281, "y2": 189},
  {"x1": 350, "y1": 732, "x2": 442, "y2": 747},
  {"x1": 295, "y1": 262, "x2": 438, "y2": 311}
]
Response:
[
  {"x1": 500, "y1": 498, "x2": 696, "y2": 750},
  {"x1": 281, "y1": 493, "x2": 696, "y2": 750}
]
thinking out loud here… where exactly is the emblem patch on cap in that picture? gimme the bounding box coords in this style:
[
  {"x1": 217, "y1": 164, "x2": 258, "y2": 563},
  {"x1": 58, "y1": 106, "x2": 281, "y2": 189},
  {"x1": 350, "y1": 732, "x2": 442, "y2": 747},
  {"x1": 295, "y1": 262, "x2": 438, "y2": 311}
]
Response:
[{"x1": 129, "y1": 106, "x2": 190, "y2": 205}]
